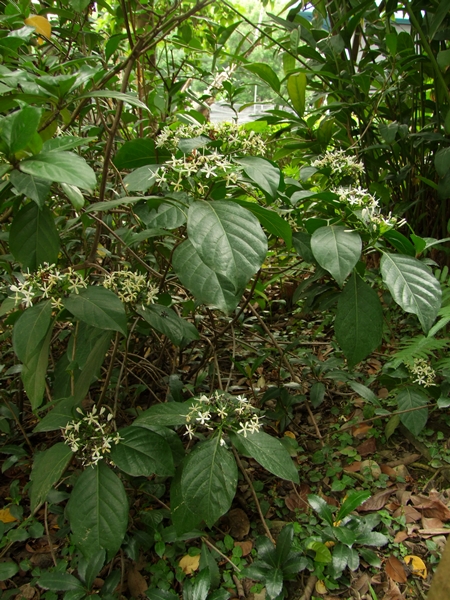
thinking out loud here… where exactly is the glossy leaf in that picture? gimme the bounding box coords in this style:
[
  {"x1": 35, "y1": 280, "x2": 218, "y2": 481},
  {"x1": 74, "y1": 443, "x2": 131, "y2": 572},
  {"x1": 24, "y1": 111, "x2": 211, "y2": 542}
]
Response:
[
  {"x1": 230, "y1": 198, "x2": 292, "y2": 248},
  {"x1": 173, "y1": 240, "x2": 241, "y2": 313},
  {"x1": 287, "y1": 73, "x2": 307, "y2": 116},
  {"x1": 30, "y1": 442, "x2": 73, "y2": 512},
  {"x1": 123, "y1": 165, "x2": 159, "y2": 192},
  {"x1": 135, "y1": 200, "x2": 186, "y2": 229},
  {"x1": 244, "y1": 63, "x2": 280, "y2": 93},
  {"x1": 311, "y1": 226, "x2": 362, "y2": 287},
  {"x1": 136, "y1": 304, "x2": 199, "y2": 347},
  {"x1": 336, "y1": 490, "x2": 371, "y2": 521},
  {"x1": 38, "y1": 572, "x2": 84, "y2": 591},
  {"x1": 231, "y1": 431, "x2": 299, "y2": 483},
  {"x1": 67, "y1": 461, "x2": 128, "y2": 557},
  {"x1": 335, "y1": 274, "x2": 383, "y2": 367},
  {"x1": 187, "y1": 200, "x2": 267, "y2": 292},
  {"x1": 181, "y1": 437, "x2": 238, "y2": 527},
  {"x1": 170, "y1": 466, "x2": 203, "y2": 536},
  {"x1": 380, "y1": 253, "x2": 442, "y2": 332},
  {"x1": 20, "y1": 152, "x2": 96, "y2": 191},
  {"x1": 135, "y1": 401, "x2": 191, "y2": 427},
  {"x1": 64, "y1": 287, "x2": 127, "y2": 336},
  {"x1": 10, "y1": 170, "x2": 50, "y2": 207},
  {"x1": 110, "y1": 426, "x2": 174, "y2": 477},
  {"x1": 292, "y1": 231, "x2": 315, "y2": 262},
  {"x1": 9, "y1": 203, "x2": 60, "y2": 270},
  {"x1": 235, "y1": 157, "x2": 280, "y2": 198},
  {"x1": 397, "y1": 387, "x2": 428, "y2": 436},
  {"x1": 307, "y1": 494, "x2": 334, "y2": 526},
  {"x1": 79, "y1": 90, "x2": 150, "y2": 111}
]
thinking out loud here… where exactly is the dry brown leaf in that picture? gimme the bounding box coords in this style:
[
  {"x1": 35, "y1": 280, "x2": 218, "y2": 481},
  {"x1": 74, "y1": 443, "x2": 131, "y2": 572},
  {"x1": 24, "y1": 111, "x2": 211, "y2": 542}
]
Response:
[
  {"x1": 357, "y1": 437, "x2": 377, "y2": 457},
  {"x1": 359, "y1": 488, "x2": 394, "y2": 512},
  {"x1": 352, "y1": 572, "x2": 369, "y2": 594},
  {"x1": 404, "y1": 555, "x2": 427, "y2": 579},
  {"x1": 225, "y1": 508, "x2": 250, "y2": 540},
  {"x1": 393, "y1": 531, "x2": 409, "y2": 544},
  {"x1": 285, "y1": 483, "x2": 310, "y2": 512},
  {"x1": 360, "y1": 459, "x2": 381, "y2": 479},
  {"x1": 343, "y1": 461, "x2": 362, "y2": 473},
  {"x1": 127, "y1": 565, "x2": 148, "y2": 598},
  {"x1": 385, "y1": 556, "x2": 407, "y2": 583},
  {"x1": 413, "y1": 498, "x2": 450, "y2": 521},
  {"x1": 388, "y1": 454, "x2": 421, "y2": 468},
  {"x1": 0, "y1": 508, "x2": 17, "y2": 523},
  {"x1": 15, "y1": 584, "x2": 36, "y2": 600},
  {"x1": 377, "y1": 387, "x2": 390, "y2": 399},
  {"x1": 422, "y1": 516, "x2": 444, "y2": 530},
  {"x1": 284, "y1": 431, "x2": 296, "y2": 439},
  {"x1": 352, "y1": 423, "x2": 371, "y2": 438},
  {"x1": 179, "y1": 554, "x2": 200, "y2": 575},
  {"x1": 393, "y1": 505, "x2": 421, "y2": 523},
  {"x1": 234, "y1": 540, "x2": 253, "y2": 556},
  {"x1": 382, "y1": 578, "x2": 406, "y2": 600},
  {"x1": 381, "y1": 465, "x2": 398, "y2": 479},
  {"x1": 418, "y1": 528, "x2": 450, "y2": 536}
]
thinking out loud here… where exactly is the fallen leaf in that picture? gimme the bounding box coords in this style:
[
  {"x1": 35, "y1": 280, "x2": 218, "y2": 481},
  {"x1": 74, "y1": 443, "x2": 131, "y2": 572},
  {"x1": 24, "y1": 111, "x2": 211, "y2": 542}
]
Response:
[
  {"x1": 179, "y1": 554, "x2": 200, "y2": 575},
  {"x1": 284, "y1": 431, "x2": 296, "y2": 439},
  {"x1": 285, "y1": 483, "x2": 310, "y2": 512},
  {"x1": 357, "y1": 437, "x2": 377, "y2": 456},
  {"x1": 388, "y1": 454, "x2": 420, "y2": 467},
  {"x1": 382, "y1": 577, "x2": 406, "y2": 600},
  {"x1": 234, "y1": 540, "x2": 253, "y2": 556},
  {"x1": 393, "y1": 531, "x2": 409, "y2": 544},
  {"x1": 381, "y1": 465, "x2": 398, "y2": 479},
  {"x1": 404, "y1": 555, "x2": 427, "y2": 579},
  {"x1": 378, "y1": 387, "x2": 390, "y2": 399},
  {"x1": 360, "y1": 459, "x2": 381, "y2": 479},
  {"x1": 393, "y1": 505, "x2": 421, "y2": 523},
  {"x1": 127, "y1": 565, "x2": 148, "y2": 597},
  {"x1": 422, "y1": 517, "x2": 444, "y2": 530},
  {"x1": 344, "y1": 461, "x2": 362, "y2": 473},
  {"x1": 15, "y1": 584, "x2": 36, "y2": 600},
  {"x1": 359, "y1": 488, "x2": 394, "y2": 512},
  {"x1": 385, "y1": 556, "x2": 407, "y2": 583},
  {"x1": 352, "y1": 572, "x2": 369, "y2": 594},
  {"x1": 315, "y1": 580, "x2": 327, "y2": 595},
  {"x1": 418, "y1": 528, "x2": 450, "y2": 536},
  {"x1": 225, "y1": 508, "x2": 250, "y2": 540},
  {"x1": 352, "y1": 423, "x2": 371, "y2": 438},
  {"x1": 413, "y1": 498, "x2": 450, "y2": 521},
  {"x1": 0, "y1": 508, "x2": 17, "y2": 523}
]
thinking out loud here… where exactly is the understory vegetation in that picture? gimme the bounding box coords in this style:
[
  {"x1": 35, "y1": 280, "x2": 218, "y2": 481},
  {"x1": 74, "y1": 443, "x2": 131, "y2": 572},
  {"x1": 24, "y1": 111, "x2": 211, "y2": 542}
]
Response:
[{"x1": 2, "y1": 0, "x2": 450, "y2": 599}]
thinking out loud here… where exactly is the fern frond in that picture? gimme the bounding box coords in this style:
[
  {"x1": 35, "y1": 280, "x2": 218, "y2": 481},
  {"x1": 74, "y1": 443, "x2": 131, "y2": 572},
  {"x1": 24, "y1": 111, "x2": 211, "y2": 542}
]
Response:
[{"x1": 390, "y1": 335, "x2": 449, "y2": 368}]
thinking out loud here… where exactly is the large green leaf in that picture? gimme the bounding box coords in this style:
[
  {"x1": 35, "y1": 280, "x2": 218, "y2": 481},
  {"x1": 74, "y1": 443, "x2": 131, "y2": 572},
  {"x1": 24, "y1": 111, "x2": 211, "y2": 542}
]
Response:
[
  {"x1": 0, "y1": 105, "x2": 41, "y2": 154},
  {"x1": 134, "y1": 402, "x2": 191, "y2": 427},
  {"x1": 170, "y1": 466, "x2": 202, "y2": 536},
  {"x1": 135, "y1": 201, "x2": 187, "y2": 229},
  {"x1": 72, "y1": 330, "x2": 112, "y2": 404},
  {"x1": 0, "y1": 562, "x2": 19, "y2": 582},
  {"x1": 335, "y1": 274, "x2": 383, "y2": 367},
  {"x1": 64, "y1": 287, "x2": 127, "y2": 336},
  {"x1": 187, "y1": 201, "x2": 267, "y2": 292},
  {"x1": 10, "y1": 170, "x2": 51, "y2": 207},
  {"x1": 20, "y1": 152, "x2": 96, "y2": 191},
  {"x1": 136, "y1": 304, "x2": 199, "y2": 347},
  {"x1": 244, "y1": 63, "x2": 280, "y2": 93},
  {"x1": 30, "y1": 442, "x2": 73, "y2": 512},
  {"x1": 230, "y1": 431, "x2": 299, "y2": 483},
  {"x1": 114, "y1": 139, "x2": 169, "y2": 170},
  {"x1": 230, "y1": 199, "x2": 291, "y2": 248},
  {"x1": 9, "y1": 203, "x2": 60, "y2": 270},
  {"x1": 380, "y1": 253, "x2": 442, "y2": 332},
  {"x1": 33, "y1": 397, "x2": 79, "y2": 433},
  {"x1": 110, "y1": 426, "x2": 174, "y2": 477},
  {"x1": 234, "y1": 157, "x2": 280, "y2": 199},
  {"x1": 38, "y1": 572, "x2": 85, "y2": 592},
  {"x1": 311, "y1": 226, "x2": 362, "y2": 287},
  {"x1": 173, "y1": 240, "x2": 241, "y2": 313},
  {"x1": 13, "y1": 301, "x2": 52, "y2": 364},
  {"x1": 67, "y1": 461, "x2": 128, "y2": 558},
  {"x1": 397, "y1": 387, "x2": 428, "y2": 436},
  {"x1": 123, "y1": 165, "x2": 159, "y2": 192},
  {"x1": 181, "y1": 437, "x2": 238, "y2": 527},
  {"x1": 78, "y1": 90, "x2": 150, "y2": 111},
  {"x1": 287, "y1": 73, "x2": 307, "y2": 117},
  {"x1": 22, "y1": 327, "x2": 52, "y2": 409}
]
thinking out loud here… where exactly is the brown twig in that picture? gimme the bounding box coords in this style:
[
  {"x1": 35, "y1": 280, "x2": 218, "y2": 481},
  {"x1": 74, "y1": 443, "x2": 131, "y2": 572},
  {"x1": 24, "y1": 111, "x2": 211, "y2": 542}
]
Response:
[
  {"x1": 201, "y1": 536, "x2": 241, "y2": 572},
  {"x1": 299, "y1": 575, "x2": 317, "y2": 600}
]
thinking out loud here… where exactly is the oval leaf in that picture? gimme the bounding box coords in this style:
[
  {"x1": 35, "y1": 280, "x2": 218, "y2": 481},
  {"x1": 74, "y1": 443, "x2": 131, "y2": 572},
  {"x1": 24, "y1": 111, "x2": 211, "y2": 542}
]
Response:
[
  {"x1": 110, "y1": 426, "x2": 174, "y2": 477},
  {"x1": 380, "y1": 253, "x2": 442, "y2": 332},
  {"x1": 20, "y1": 152, "x2": 96, "y2": 191},
  {"x1": 397, "y1": 387, "x2": 428, "y2": 436},
  {"x1": 30, "y1": 442, "x2": 74, "y2": 512},
  {"x1": 311, "y1": 226, "x2": 362, "y2": 287},
  {"x1": 64, "y1": 287, "x2": 127, "y2": 336},
  {"x1": 287, "y1": 73, "x2": 307, "y2": 117}
]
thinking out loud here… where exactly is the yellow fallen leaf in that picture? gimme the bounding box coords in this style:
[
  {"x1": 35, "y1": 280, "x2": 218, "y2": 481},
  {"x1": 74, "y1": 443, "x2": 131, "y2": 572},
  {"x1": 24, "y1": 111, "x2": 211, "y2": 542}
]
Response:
[
  {"x1": 178, "y1": 554, "x2": 200, "y2": 575},
  {"x1": 404, "y1": 555, "x2": 427, "y2": 579},
  {"x1": 315, "y1": 579, "x2": 327, "y2": 595},
  {"x1": 24, "y1": 15, "x2": 51, "y2": 44},
  {"x1": 0, "y1": 507, "x2": 17, "y2": 523},
  {"x1": 284, "y1": 431, "x2": 296, "y2": 439}
]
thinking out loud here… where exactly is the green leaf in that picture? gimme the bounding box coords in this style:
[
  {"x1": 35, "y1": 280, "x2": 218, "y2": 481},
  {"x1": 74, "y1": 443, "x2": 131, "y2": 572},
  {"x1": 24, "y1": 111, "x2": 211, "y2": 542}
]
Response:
[
  {"x1": 135, "y1": 199, "x2": 187, "y2": 229},
  {"x1": 245, "y1": 63, "x2": 280, "y2": 93},
  {"x1": 397, "y1": 387, "x2": 428, "y2": 436},
  {"x1": 383, "y1": 230, "x2": 416, "y2": 256},
  {"x1": 335, "y1": 274, "x2": 383, "y2": 367},
  {"x1": 292, "y1": 231, "x2": 314, "y2": 262},
  {"x1": 67, "y1": 461, "x2": 128, "y2": 557},
  {"x1": 136, "y1": 304, "x2": 199, "y2": 347},
  {"x1": 114, "y1": 139, "x2": 169, "y2": 170},
  {"x1": 178, "y1": 136, "x2": 211, "y2": 153},
  {"x1": 333, "y1": 527, "x2": 357, "y2": 547},
  {"x1": 10, "y1": 170, "x2": 51, "y2": 207},
  {"x1": 230, "y1": 199, "x2": 292, "y2": 248},
  {"x1": 380, "y1": 253, "x2": 442, "y2": 332},
  {"x1": 187, "y1": 201, "x2": 267, "y2": 292},
  {"x1": 287, "y1": 73, "x2": 307, "y2": 116},
  {"x1": 77, "y1": 549, "x2": 105, "y2": 590},
  {"x1": 147, "y1": 589, "x2": 179, "y2": 600},
  {"x1": 173, "y1": 240, "x2": 241, "y2": 313},
  {"x1": 20, "y1": 152, "x2": 96, "y2": 191},
  {"x1": 38, "y1": 572, "x2": 84, "y2": 591},
  {"x1": 0, "y1": 562, "x2": 19, "y2": 581},
  {"x1": 359, "y1": 548, "x2": 381, "y2": 567},
  {"x1": 33, "y1": 397, "x2": 79, "y2": 433},
  {"x1": 72, "y1": 330, "x2": 112, "y2": 404},
  {"x1": 336, "y1": 490, "x2": 371, "y2": 521},
  {"x1": 230, "y1": 431, "x2": 299, "y2": 483},
  {"x1": 4, "y1": 106, "x2": 41, "y2": 154},
  {"x1": 347, "y1": 381, "x2": 381, "y2": 407},
  {"x1": 311, "y1": 226, "x2": 362, "y2": 287},
  {"x1": 355, "y1": 531, "x2": 389, "y2": 546},
  {"x1": 234, "y1": 157, "x2": 280, "y2": 199},
  {"x1": 437, "y1": 49, "x2": 450, "y2": 71},
  {"x1": 13, "y1": 301, "x2": 52, "y2": 364},
  {"x1": 306, "y1": 541, "x2": 332, "y2": 563},
  {"x1": 61, "y1": 183, "x2": 85, "y2": 210},
  {"x1": 310, "y1": 382, "x2": 325, "y2": 408},
  {"x1": 307, "y1": 494, "x2": 334, "y2": 526},
  {"x1": 78, "y1": 90, "x2": 150, "y2": 111},
  {"x1": 134, "y1": 401, "x2": 191, "y2": 427},
  {"x1": 436, "y1": 148, "x2": 450, "y2": 178},
  {"x1": 123, "y1": 165, "x2": 159, "y2": 192},
  {"x1": 110, "y1": 426, "x2": 174, "y2": 477},
  {"x1": 181, "y1": 437, "x2": 238, "y2": 527},
  {"x1": 22, "y1": 326, "x2": 52, "y2": 409},
  {"x1": 85, "y1": 196, "x2": 146, "y2": 212},
  {"x1": 64, "y1": 287, "x2": 127, "y2": 336},
  {"x1": 9, "y1": 203, "x2": 60, "y2": 270},
  {"x1": 170, "y1": 465, "x2": 203, "y2": 536},
  {"x1": 332, "y1": 543, "x2": 349, "y2": 573},
  {"x1": 30, "y1": 442, "x2": 73, "y2": 512}
]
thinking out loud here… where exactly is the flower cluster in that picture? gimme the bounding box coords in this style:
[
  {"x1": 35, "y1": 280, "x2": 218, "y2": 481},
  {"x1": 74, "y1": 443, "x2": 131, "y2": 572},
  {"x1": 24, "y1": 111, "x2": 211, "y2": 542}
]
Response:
[
  {"x1": 9, "y1": 263, "x2": 87, "y2": 310},
  {"x1": 407, "y1": 358, "x2": 436, "y2": 388},
  {"x1": 102, "y1": 269, "x2": 159, "y2": 305},
  {"x1": 184, "y1": 392, "x2": 263, "y2": 442},
  {"x1": 61, "y1": 406, "x2": 122, "y2": 466},
  {"x1": 312, "y1": 149, "x2": 364, "y2": 179},
  {"x1": 334, "y1": 186, "x2": 406, "y2": 233}
]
